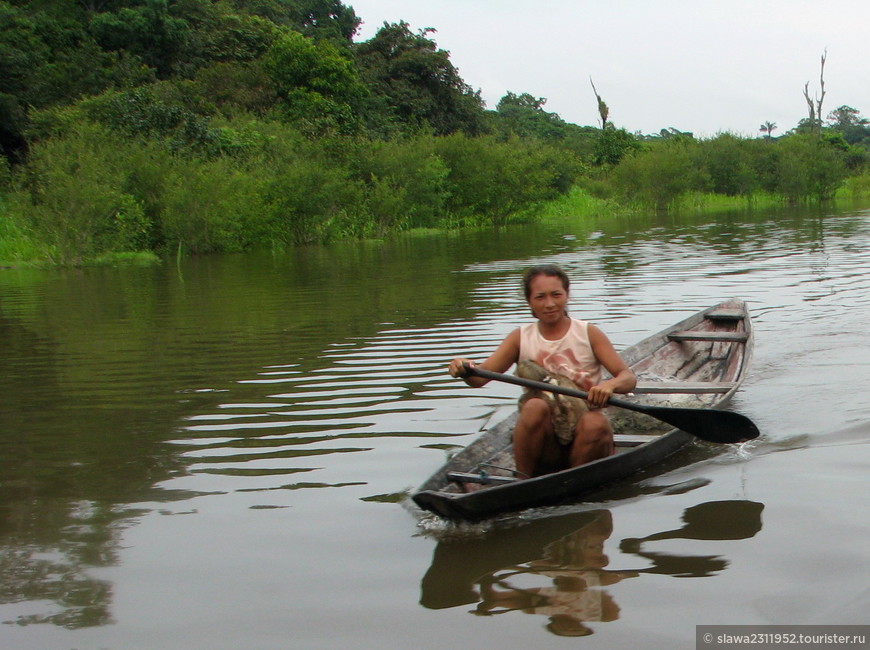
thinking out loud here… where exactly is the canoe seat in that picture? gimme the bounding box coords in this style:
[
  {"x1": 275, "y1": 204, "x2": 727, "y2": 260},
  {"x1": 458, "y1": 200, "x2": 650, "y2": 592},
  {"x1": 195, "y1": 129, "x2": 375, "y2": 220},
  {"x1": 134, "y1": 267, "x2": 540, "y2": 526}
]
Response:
[
  {"x1": 668, "y1": 331, "x2": 748, "y2": 343},
  {"x1": 634, "y1": 381, "x2": 735, "y2": 394},
  {"x1": 704, "y1": 308, "x2": 746, "y2": 321},
  {"x1": 447, "y1": 471, "x2": 518, "y2": 486}
]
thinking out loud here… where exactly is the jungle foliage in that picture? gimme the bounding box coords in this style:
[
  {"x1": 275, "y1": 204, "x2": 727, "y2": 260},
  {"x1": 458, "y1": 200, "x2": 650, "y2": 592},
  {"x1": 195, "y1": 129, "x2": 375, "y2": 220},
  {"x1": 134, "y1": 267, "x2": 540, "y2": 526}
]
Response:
[{"x1": 2, "y1": 0, "x2": 870, "y2": 264}]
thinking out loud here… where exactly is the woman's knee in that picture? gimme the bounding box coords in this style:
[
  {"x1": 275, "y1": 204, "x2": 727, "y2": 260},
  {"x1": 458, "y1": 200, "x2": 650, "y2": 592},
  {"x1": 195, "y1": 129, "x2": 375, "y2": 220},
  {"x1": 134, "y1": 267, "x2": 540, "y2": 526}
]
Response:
[
  {"x1": 571, "y1": 412, "x2": 615, "y2": 464},
  {"x1": 519, "y1": 398, "x2": 551, "y2": 425},
  {"x1": 577, "y1": 411, "x2": 612, "y2": 441}
]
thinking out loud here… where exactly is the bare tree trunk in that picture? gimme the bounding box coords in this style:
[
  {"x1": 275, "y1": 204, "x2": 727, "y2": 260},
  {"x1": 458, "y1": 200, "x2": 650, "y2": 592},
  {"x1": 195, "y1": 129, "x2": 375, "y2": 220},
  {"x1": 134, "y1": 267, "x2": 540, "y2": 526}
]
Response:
[
  {"x1": 803, "y1": 50, "x2": 827, "y2": 135},
  {"x1": 803, "y1": 82, "x2": 816, "y2": 129},
  {"x1": 816, "y1": 50, "x2": 827, "y2": 132}
]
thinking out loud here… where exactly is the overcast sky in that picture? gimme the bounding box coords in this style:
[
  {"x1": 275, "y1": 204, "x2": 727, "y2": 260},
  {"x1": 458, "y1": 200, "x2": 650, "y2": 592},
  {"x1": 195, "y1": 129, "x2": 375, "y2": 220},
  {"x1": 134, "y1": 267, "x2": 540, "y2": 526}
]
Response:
[{"x1": 348, "y1": 0, "x2": 870, "y2": 138}]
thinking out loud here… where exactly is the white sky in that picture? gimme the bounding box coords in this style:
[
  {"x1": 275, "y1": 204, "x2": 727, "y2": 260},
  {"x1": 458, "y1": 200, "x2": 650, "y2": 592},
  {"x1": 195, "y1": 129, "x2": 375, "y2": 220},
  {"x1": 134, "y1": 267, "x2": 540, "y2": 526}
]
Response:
[{"x1": 348, "y1": 0, "x2": 870, "y2": 138}]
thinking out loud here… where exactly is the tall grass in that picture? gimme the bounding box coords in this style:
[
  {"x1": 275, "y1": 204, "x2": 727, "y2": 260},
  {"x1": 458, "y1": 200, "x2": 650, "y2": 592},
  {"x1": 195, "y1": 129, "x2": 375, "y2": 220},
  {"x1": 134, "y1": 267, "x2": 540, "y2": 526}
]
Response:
[
  {"x1": 533, "y1": 186, "x2": 624, "y2": 225},
  {"x1": 836, "y1": 171, "x2": 870, "y2": 199},
  {"x1": 0, "y1": 196, "x2": 44, "y2": 266}
]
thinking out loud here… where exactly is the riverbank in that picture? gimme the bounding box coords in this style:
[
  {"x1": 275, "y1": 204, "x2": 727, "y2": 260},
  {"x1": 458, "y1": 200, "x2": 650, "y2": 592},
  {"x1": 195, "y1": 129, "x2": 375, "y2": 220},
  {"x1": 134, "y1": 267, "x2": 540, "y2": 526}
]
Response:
[{"x1": 4, "y1": 178, "x2": 870, "y2": 269}]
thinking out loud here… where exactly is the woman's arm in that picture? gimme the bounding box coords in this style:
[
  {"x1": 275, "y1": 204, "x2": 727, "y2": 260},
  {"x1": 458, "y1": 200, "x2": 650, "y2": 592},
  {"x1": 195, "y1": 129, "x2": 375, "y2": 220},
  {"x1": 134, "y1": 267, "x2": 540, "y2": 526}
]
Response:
[
  {"x1": 448, "y1": 328, "x2": 521, "y2": 388},
  {"x1": 587, "y1": 324, "x2": 637, "y2": 408}
]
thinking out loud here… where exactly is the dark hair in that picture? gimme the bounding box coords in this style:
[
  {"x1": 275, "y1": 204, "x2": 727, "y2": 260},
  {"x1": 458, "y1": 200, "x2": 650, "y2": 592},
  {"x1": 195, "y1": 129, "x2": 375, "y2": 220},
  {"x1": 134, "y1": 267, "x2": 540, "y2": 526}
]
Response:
[{"x1": 522, "y1": 264, "x2": 570, "y2": 300}]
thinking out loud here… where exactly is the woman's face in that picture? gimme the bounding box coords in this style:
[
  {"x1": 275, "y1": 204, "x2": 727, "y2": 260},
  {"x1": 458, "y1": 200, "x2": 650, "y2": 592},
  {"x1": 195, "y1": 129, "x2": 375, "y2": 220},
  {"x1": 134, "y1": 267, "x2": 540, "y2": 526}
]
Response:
[{"x1": 527, "y1": 274, "x2": 569, "y2": 324}]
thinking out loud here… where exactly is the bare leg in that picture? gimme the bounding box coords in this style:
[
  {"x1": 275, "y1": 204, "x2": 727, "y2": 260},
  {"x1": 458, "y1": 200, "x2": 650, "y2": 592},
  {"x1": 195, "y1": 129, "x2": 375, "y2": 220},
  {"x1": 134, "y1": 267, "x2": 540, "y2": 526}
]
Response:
[
  {"x1": 513, "y1": 398, "x2": 562, "y2": 477},
  {"x1": 569, "y1": 411, "x2": 614, "y2": 467}
]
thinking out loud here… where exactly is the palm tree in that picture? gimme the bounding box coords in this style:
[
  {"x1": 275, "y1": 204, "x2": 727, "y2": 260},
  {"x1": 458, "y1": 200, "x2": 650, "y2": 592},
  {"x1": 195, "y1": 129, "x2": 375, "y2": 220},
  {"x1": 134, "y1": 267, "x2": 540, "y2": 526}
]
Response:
[{"x1": 759, "y1": 121, "x2": 777, "y2": 138}]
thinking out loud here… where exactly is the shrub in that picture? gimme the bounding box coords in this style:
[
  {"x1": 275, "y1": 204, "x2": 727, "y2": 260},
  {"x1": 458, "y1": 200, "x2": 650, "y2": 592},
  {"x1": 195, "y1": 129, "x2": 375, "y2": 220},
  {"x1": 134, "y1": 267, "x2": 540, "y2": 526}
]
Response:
[
  {"x1": 20, "y1": 124, "x2": 154, "y2": 263},
  {"x1": 696, "y1": 133, "x2": 758, "y2": 196},
  {"x1": 263, "y1": 156, "x2": 363, "y2": 245},
  {"x1": 434, "y1": 134, "x2": 575, "y2": 224},
  {"x1": 773, "y1": 134, "x2": 848, "y2": 202},
  {"x1": 354, "y1": 136, "x2": 449, "y2": 230},
  {"x1": 612, "y1": 139, "x2": 703, "y2": 209},
  {"x1": 160, "y1": 155, "x2": 266, "y2": 254}
]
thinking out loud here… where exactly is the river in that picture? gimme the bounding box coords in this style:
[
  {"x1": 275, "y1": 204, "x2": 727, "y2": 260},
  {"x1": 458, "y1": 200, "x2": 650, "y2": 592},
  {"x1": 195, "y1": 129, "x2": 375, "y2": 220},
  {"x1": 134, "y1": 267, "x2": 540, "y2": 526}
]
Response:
[{"x1": 1, "y1": 205, "x2": 869, "y2": 649}]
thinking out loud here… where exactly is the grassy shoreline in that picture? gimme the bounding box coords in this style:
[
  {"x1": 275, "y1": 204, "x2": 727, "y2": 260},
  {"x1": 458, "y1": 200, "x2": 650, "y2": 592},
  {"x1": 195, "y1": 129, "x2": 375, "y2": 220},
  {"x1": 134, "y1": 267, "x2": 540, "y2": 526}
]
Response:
[{"x1": 4, "y1": 180, "x2": 870, "y2": 269}]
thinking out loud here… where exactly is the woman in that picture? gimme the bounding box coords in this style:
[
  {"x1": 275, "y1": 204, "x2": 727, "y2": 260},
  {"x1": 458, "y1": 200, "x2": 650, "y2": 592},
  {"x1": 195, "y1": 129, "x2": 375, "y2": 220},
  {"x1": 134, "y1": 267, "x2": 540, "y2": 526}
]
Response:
[{"x1": 449, "y1": 264, "x2": 636, "y2": 478}]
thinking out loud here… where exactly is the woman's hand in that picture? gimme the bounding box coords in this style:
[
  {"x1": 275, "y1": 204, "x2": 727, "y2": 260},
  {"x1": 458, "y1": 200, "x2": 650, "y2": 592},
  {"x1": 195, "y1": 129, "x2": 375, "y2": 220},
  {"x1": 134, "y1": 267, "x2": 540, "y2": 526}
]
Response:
[
  {"x1": 448, "y1": 358, "x2": 475, "y2": 378},
  {"x1": 585, "y1": 382, "x2": 615, "y2": 409}
]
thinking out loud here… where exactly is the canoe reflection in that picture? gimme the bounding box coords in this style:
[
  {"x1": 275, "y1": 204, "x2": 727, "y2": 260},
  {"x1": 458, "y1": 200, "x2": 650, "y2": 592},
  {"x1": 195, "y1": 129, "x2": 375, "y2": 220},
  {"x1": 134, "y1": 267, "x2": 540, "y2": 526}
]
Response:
[{"x1": 421, "y1": 500, "x2": 763, "y2": 636}]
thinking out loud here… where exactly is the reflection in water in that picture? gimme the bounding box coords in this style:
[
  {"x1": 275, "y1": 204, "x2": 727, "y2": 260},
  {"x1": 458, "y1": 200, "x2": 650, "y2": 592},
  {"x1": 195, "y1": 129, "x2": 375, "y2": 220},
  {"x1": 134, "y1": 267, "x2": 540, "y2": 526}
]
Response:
[
  {"x1": 619, "y1": 500, "x2": 764, "y2": 577},
  {"x1": 421, "y1": 501, "x2": 763, "y2": 636},
  {"x1": 472, "y1": 511, "x2": 627, "y2": 637},
  {"x1": 0, "y1": 313, "x2": 123, "y2": 628}
]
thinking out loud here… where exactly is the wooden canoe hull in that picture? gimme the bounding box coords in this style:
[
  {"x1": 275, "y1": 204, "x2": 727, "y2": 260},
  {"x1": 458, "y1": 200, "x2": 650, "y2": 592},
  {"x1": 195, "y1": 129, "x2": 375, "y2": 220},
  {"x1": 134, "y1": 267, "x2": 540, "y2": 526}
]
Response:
[{"x1": 411, "y1": 299, "x2": 753, "y2": 521}]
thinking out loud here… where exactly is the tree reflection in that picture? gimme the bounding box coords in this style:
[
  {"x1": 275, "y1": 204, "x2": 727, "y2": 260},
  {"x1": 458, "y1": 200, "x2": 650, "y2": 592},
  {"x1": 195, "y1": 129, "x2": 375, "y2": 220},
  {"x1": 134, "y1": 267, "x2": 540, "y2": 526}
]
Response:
[
  {"x1": 0, "y1": 499, "x2": 135, "y2": 628},
  {"x1": 0, "y1": 314, "x2": 138, "y2": 628}
]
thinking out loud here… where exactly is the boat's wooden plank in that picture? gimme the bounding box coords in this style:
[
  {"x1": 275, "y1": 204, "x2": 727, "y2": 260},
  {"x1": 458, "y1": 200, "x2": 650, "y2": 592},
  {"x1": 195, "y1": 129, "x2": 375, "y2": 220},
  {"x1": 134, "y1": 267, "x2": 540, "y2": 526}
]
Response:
[
  {"x1": 705, "y1": 309, "x2": 746, "y2": 321},
  {"x1": 668, "y1": 331, "x2": 748, "y2": 343},
  {"x1": 634, "y1": 381, "x2": 735, "y2": 394}
]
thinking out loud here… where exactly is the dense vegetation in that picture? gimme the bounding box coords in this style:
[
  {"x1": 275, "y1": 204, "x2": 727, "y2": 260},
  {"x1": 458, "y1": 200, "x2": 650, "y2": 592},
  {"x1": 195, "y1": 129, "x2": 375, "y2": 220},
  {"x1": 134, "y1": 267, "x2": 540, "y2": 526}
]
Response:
[{"x1": 2, "y1": 0, "x2": 870, "y2": 265}]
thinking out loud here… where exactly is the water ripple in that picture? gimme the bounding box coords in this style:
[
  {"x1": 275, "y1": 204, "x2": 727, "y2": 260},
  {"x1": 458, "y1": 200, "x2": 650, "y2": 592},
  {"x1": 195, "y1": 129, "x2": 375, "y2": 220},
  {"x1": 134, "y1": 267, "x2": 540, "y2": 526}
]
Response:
[{"x1": 165, "y1": 211, "x2": 870, "y2": 502}]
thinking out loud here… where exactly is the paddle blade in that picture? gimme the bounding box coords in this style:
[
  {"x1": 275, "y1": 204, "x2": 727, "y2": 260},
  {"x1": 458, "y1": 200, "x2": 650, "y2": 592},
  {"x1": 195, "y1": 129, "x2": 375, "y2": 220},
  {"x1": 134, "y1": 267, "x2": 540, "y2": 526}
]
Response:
[{"x1": 634, "y1": 403, "x2": 760, "y2": 444}]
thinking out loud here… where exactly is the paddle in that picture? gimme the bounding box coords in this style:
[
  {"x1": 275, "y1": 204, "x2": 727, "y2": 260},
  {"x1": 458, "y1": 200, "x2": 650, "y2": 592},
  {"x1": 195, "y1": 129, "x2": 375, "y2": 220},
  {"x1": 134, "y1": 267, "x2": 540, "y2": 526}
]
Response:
[{"x1": 462, "y1": 364, "x2": 759, "y2": 444}]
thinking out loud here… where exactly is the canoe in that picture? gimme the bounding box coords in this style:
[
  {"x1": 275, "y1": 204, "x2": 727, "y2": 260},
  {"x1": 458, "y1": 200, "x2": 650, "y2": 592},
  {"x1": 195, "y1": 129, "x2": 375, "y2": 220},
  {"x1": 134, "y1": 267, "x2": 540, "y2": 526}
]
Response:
[{"x1": 411, "y1": 298, "x2": 753, "y2": 521}]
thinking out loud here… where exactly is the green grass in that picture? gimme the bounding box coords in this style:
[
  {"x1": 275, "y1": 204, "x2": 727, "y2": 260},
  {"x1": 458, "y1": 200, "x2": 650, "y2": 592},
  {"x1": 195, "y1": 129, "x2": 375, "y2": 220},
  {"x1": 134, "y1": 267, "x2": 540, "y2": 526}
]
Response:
[
  {"x1": 669, "y1": 190, "x2": 783, "y2": 213},
  {"x1": 835, "y1": 171, "x2": 870, "y2": 199},
  {"x1": 0, "y1": 202, "x2": 43, "y2": 267},
  {"x1": 86, "y1": 251, "x2": 162, "y2": 266},
  {"x1": 534, "y1": 186, "x2": 625, "y2": 225}
]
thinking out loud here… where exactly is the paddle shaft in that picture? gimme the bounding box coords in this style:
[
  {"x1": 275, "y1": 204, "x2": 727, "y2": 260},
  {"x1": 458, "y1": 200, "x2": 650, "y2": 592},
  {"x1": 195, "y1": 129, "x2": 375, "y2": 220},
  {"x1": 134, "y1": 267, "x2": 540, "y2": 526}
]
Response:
[
  {"x1": 462, "y1": 364, "x2": 759, "y2": 443},
  {"x1": 465, "y1": 364, "x2": 638, "y2": 410}
]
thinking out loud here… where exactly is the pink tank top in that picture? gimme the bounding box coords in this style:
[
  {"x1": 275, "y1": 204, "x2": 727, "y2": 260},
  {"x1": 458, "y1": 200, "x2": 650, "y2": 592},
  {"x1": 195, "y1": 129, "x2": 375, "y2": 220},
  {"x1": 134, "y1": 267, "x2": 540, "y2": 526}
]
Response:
[{"x1": 519, "y1": 318, "x2": 602, "y2": 386}]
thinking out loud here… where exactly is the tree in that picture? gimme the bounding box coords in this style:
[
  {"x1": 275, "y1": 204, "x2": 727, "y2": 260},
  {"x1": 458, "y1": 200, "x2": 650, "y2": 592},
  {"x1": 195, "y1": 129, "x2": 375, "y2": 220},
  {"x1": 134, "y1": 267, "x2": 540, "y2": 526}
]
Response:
[
  {"x1": 286, "y1": 0, "x2": 360, "y2": 43},
  {"x1": 172, "y1": 2, "x2": 278, "y2": 69},
  {"x1": 77, "y1": 0, "x2": 127, "y2": 12},
  {"x1": 353, "y1": 22, "x2": 484, "y2": 136},
  {"x1": 492, "y1": 92, "x2": 570, "y2": 140},
  {"x1": 826, "y1": 105, "x2": 870, "y2": 146},
  {"x1": 759, "y1": 121, "x2": 777, "y2": 138},
  {"x1": 263, "y1": 29, "x2": 366, "y2": 133},
  {"x1": 88, "y1": 0, "x2": 189, "y2": 77},
  {"x1": 239, "y1": 0, "x2": 360, "y2": 43},
  {"x1": 593, "y1": 127, "x2": 640, "y2": 166},
  {"x1": 0, "y1": 3, "x2": 49, "y2": 163},
  {"x1": 497, "y1": 92, "x2": 547, "y2": 112},
  {"x1": 827, "y1": 105, "x2": 866, "y2": 128},
  {"x1": 653, "y1": 127, "x2": 694, "y2": 140}
]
